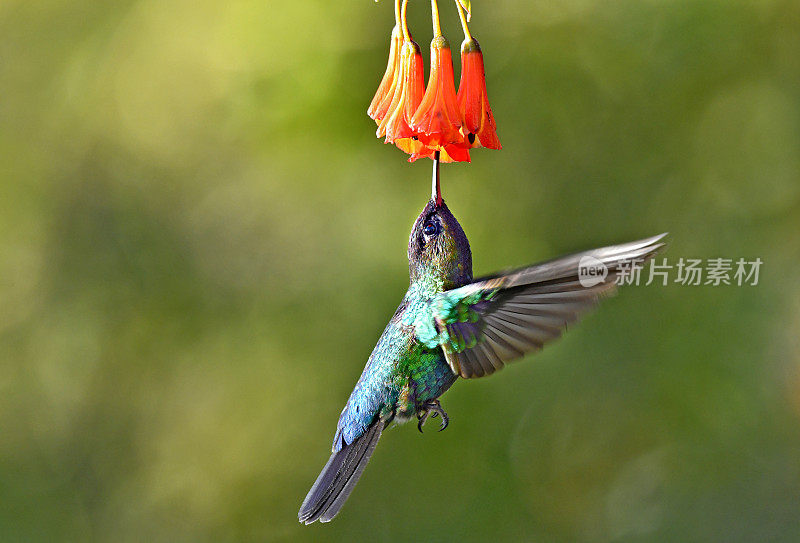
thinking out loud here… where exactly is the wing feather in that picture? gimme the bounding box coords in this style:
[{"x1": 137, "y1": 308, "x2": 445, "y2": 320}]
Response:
[
  {"x1": 422, "y1": 234, "x2": 666, "y2": 378},
  {"x1": 480, "y1": 340, "x2": 505, "y2": 372}
]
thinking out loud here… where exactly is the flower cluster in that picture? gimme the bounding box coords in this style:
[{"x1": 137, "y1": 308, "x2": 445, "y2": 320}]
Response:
[{"x1": 368, "y1": 0, "x2": 500, "y2": 163}]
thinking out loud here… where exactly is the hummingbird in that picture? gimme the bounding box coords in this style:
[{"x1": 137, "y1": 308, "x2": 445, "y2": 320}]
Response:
[{"x1": 298, "y1": 159, "x2": 666, "y2": 524}]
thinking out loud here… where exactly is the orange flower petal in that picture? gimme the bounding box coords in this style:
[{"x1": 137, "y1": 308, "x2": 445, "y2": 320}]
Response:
[
  {"x1": 409, "y1": 36, "x2": 466, "y2": 150},
  {"x1": 368, "y1": 26, "x2": 403, "y2": 123},
  {"x1": 456, "y1": 38, "x2": 501, "y2": 150},
  {"x1": 407, "y1": 143, "x2": 470, "y2": 163},
  {"x1": 441, "y1": 143, "x2": 471, "y2": 162},
  {"x1": 384, "y1": 41, "x2": 424, "y2": 144},
  {"x1": 408, "y1": 147, "x2": 436, "y2": 162},
  {"x1": 396, "y1": 137, "x2": 428, "y2": 157}
]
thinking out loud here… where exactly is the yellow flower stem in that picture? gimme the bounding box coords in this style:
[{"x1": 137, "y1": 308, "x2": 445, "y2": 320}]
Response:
[
  {"x1": 401, "y1": 0, "x2": 411, "y2": 41},
  {"x1": 431, "y1": 0, "x2": 443, "y2": 38},
  {"x1": 455, "y1": 0, "x2": 472, "y2": 41}
]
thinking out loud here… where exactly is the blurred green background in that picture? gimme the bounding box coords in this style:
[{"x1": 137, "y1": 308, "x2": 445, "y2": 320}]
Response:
[{"x1": 2, "y1": 0, "x2": 800, "y2": 541}]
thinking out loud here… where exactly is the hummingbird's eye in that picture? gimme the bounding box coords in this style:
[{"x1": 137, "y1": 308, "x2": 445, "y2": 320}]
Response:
[{"x1": 423, "y1": 221, "x2": 439, "y2": 237}]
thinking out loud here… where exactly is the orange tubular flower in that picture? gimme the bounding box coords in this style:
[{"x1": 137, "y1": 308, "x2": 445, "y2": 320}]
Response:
[
  {"x1": 368, "y1": 25, "x2": 403, "y2": 123},
  {"x1": 457, "y1": 38, "x2": 501, "y2": 149},
  {"x1": 383, "y1": 41, "x2": 425, "y2": 147},
  {"x1": 409, "y1": 36, "x2": 470, "y2": 162}
]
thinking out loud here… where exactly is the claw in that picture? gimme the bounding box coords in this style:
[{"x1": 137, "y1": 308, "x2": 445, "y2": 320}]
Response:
[
  {"x1": 417, "y1": 400, "x2": 449, "y2": 433},
  {"x1": 435, "y1": 407, "x2": 449, "y2": 432}
]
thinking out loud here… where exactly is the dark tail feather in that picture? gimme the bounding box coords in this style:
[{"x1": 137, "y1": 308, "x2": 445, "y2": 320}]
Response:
[{"x1": 298, "y1": 420, "x2": 384, "y2": 524}]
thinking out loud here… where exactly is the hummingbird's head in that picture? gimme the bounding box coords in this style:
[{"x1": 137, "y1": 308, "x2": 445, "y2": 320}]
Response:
[{"x1": 408, "y1": 199, "x2": 472, "y2": 290}]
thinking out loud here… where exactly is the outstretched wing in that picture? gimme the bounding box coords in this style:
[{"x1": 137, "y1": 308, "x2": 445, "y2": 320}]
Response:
[{"x1": 415, "y1": 234, "x2": 666, "y2": 378}]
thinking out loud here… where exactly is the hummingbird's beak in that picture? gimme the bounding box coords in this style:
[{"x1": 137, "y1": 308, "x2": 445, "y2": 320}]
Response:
[{"x1": 432, "y1": 151, "x2": 443, "y2": 207}]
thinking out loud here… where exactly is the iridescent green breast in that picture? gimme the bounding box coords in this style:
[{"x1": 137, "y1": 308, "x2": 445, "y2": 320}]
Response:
[{"x1": 332, "y1": 290, "x2": 457, "y2": 451}]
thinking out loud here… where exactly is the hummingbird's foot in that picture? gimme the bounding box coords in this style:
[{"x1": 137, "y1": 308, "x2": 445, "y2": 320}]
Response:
[{"x1": 417, "y1": 400, "x2": 449, "y2": 433}]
